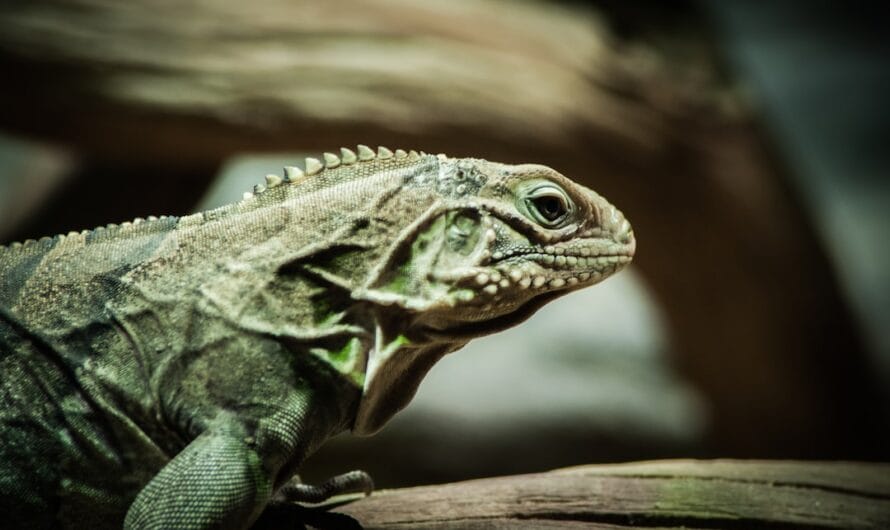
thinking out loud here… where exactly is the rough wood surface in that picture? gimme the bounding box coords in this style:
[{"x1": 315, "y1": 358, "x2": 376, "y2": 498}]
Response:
[
  {"x1": 332, "y1": 460, "x2": 890, "y2": 529},
  {"x1": 0, "y1": 0, "x2": 885, "y2": 459}
]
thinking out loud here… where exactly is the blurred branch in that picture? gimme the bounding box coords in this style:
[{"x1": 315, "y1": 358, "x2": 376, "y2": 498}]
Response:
[
  {"x1": 0, "y1": 0, "x2": 884, "y2": 457},
  {"x1": 0, "y1": 0, "x2": 637, "y2": 162}
]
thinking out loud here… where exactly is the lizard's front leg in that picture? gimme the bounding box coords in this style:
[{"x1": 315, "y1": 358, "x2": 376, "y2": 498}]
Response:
[
  {"x1": 124, "y1": 421, "x2": 274, "y2": 529},
  {"x1": 125, "y1": 359, "x2": 363, "y2": 529}
]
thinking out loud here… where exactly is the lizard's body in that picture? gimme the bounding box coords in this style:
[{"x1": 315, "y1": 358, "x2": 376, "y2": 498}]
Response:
[{"x1": 0, "y1": 146, "x2": 634, "y2": 528}]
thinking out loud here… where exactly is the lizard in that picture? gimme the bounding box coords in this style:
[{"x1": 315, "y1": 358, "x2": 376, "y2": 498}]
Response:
[{"x1": 0, "y1": 145, "x2": 635, "y2": 529}]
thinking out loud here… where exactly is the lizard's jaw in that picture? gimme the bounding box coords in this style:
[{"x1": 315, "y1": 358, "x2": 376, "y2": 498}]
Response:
[{"x1": 434, "y1": 229, "x2": 635, "y2": 321}]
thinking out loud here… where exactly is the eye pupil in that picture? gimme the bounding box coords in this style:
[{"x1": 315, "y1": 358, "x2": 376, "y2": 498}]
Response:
[{"x1": 533, "y1": 196, "x2": 565, "y2": 222}]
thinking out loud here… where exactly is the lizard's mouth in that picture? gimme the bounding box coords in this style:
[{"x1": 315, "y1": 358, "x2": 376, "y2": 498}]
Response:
[
  {"x1": 492, "y1": 249, "x2": 633, "y2": 274},
  {"x1": 465, "y1": 236, "x2": 634, "y2": 292},
  {"x1": 489, "y1": 235, "x2": 634, "y2": 268}
]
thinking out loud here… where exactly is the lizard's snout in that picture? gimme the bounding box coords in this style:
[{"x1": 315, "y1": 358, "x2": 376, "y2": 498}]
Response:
[
  {"x1": 616, "y1": 218, "x2": 634, "y2": 248},
  {"x1": 599, "y1": 203, "x2": 635, "y2": 256}
]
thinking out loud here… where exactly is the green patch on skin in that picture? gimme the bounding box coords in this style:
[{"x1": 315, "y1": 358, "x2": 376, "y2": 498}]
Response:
[
  {"x1": 311, "y1": 337, "x2": 365, "y2": 387},
  {"x1": 383, "y1": 334, "x2": 410, "y2": 355},
  {"x1": 384, "y1": 264, "x2": 412, "y2": 295}
]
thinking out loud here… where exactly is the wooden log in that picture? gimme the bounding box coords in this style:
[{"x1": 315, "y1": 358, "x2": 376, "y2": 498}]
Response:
[{"x1": 331, "y1": 460, "x2": 890, "y2": 529}]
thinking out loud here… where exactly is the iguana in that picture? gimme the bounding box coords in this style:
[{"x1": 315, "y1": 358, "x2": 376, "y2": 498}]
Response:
[{"x1": 0, "y1": 145, "x2": 635, "y2": 529}]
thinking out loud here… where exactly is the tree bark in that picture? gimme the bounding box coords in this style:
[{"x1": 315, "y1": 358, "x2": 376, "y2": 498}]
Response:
[{"x1": 328, "y1": 460, "x2": 890, "y2": 529}]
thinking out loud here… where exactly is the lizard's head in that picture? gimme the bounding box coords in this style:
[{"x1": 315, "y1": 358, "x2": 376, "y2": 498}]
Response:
[
  {"x1": 241, "y1": 147, "x2": 633, "y2": 434},
  {"x1": 364, "y1": 156, "x2": 635, "y2": 339},
  {"x1": 351, "y1": 153, "x2": 634, "y2": 433}
]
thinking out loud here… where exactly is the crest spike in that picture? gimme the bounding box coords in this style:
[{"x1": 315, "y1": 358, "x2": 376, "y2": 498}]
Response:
[
  {"x1": 340, "y1": 147, "x2": 357, "y2": 165},
  {"x1": 265, "y1": 174, "x2": 282, "y2": 187},
  {"x1": 357, "y1": 144, "x2": 375, "y2": 161},
  {"x1": 377, "y1": 146, "x2": 394, "y2": 159},
  {"x1": 283, "y1": 166, "x2": 305, "y2": 182},
  {"x1": 304, "y1": 157, "x2": 324, "y2": 175},
  {"x1": 394, "y1": 149, "x2": 407, "y2": 159},
  {"x1": 323, "y1": 152, "x2": 341, "y2": 168}
]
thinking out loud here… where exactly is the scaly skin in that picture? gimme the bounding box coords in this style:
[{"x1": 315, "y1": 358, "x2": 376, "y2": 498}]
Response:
[{"x1": 0, "y1": 145, "x2": 635, "y2": 529}]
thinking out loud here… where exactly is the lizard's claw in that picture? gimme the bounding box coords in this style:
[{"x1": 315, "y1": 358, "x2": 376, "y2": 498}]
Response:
[{"x1": 276, "y1": 470, "x2": 374, "y2": 504}]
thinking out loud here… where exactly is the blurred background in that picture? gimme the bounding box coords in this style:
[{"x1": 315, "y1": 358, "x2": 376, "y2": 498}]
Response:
[{"x1": 0, "y1": 0, "x2": 887, "y2": 487}]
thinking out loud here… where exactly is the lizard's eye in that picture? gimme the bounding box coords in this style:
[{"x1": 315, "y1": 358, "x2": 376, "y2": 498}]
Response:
[{"x1": 524, "y1": 185, "x2": 573, "y2": 227}]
